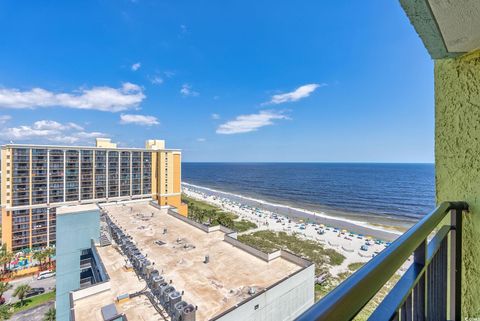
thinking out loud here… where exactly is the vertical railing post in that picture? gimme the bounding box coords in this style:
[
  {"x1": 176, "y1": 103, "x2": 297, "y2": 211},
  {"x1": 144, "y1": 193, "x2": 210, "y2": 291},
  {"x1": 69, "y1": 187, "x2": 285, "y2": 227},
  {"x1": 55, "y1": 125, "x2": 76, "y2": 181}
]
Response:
[
  {"x1": 414, "y1": 239, "x2": 426, "y2": 321},
  {"x1": 450, "y1": 208, "x2": 463, "y2": 320}
]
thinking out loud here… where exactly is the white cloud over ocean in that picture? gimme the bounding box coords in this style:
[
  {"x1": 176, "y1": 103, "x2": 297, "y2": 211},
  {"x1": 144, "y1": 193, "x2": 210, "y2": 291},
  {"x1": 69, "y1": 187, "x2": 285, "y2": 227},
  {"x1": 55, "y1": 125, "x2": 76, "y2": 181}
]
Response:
[
  {"x1": 216, "y1": 110, "x2": 288, "y2": 134},
  {"x1": 263, "y1": 83, "x2": 325, "y2": 105}
]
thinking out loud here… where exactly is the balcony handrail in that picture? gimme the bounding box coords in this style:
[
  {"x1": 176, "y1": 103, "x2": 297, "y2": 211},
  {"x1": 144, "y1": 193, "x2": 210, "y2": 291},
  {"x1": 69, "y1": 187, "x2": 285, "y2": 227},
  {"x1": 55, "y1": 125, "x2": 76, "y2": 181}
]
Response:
[{"x1": 296, "y1": 201, "x2": 468, "y2": 321}]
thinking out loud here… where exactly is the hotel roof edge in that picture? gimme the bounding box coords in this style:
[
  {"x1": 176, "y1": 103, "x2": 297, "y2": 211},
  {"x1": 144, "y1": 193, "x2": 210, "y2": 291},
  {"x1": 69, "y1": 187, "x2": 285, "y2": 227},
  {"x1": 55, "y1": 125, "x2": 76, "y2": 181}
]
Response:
[
  {"x1": 1, "y1": 143, "x2": 181, "y2": 152},
  {"x1": 57, "y1": 203, "x2": 100, "y2": 215}
]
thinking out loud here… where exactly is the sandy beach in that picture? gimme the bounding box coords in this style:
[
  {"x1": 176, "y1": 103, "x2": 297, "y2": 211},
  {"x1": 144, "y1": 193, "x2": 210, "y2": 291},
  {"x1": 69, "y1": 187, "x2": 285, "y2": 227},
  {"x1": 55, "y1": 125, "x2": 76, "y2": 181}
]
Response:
[
  {"x1": 182, "y1": 183, "x2": 412, "y2": 277},
  {"x1": 183, "y1": 182, "x2": 404, "y2": 241}
]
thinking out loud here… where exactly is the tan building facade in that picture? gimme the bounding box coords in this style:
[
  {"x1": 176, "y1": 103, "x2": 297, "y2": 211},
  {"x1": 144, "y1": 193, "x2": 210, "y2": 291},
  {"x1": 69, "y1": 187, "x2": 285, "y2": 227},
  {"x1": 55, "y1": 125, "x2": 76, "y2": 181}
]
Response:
[{"x1": 1, "y1": 138, "x2": 186, "y2": 252}]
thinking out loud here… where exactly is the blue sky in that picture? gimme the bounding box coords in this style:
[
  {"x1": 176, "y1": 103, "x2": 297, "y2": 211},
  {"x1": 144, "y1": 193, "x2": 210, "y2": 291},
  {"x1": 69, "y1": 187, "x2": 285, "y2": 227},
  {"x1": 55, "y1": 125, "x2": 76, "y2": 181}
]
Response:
[{"x1": 0, "y1": 1, "x2": 434, "y2": 162}]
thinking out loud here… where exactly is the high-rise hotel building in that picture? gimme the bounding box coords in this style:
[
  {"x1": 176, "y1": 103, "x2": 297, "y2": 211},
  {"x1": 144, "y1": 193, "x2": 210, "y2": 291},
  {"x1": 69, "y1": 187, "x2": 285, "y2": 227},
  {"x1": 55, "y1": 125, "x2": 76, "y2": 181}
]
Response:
[{"x1": 1, "y1": 138, "x2": 187, "y2": 252}]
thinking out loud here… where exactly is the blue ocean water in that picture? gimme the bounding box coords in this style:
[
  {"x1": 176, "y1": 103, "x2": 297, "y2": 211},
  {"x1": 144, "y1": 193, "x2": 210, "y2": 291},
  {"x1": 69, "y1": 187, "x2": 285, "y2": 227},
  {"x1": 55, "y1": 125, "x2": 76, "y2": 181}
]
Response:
[{"x1": 182, "y1": 163, "x2": 435, "y2": 225}]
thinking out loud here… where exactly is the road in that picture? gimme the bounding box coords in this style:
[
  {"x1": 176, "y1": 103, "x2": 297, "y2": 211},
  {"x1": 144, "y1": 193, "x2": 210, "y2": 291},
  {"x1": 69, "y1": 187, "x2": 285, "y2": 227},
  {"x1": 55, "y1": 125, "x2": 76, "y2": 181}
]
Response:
[
  {"x1": 3, "y1": 275, "x2": 55, "y2": 303},
  {"x1": 10, "y1": 300, "x2": 54, "y2": 321}
]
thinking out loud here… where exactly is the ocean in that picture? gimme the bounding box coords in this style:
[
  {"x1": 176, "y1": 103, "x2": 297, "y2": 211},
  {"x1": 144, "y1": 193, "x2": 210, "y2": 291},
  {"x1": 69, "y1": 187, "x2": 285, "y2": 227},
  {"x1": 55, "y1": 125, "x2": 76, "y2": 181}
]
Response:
[{"x1": 182, "y1": 163, "x2": 435, "y2": 229}]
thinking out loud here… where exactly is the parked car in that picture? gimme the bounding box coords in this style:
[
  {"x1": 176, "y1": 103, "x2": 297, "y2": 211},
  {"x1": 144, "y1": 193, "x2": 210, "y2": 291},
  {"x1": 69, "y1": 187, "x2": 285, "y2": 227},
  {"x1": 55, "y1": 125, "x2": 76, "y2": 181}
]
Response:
[
  {"x1": 37, "y1": 270, "x2": 55, "y2": 280},
  {"x1": 26, "y1": 287, "x2": 45, "y2": 298},
  {"x1": 360, "y1": 245, "x2": 369, "y2": 251}
]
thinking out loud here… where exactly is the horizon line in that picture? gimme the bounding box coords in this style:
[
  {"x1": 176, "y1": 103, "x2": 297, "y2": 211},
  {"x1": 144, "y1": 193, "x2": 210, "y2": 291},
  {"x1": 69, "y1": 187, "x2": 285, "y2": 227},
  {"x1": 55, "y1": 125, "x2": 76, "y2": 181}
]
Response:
[{"x1": 182, "y1": 161, "x2": 434, "y2": 164}]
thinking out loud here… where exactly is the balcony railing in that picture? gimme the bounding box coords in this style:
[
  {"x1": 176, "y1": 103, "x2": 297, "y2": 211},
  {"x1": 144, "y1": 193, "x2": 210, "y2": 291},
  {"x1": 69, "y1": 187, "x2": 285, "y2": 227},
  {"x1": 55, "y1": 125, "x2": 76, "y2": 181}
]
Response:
[{"x1": 297, "y1": 201, "x2": 468, "y2": 321}]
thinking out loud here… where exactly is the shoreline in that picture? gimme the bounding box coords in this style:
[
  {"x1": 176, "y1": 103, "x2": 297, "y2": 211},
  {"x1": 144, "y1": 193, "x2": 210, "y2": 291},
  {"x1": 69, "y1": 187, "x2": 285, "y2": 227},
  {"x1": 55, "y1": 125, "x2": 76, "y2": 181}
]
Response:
[{"x1": 182, "y1": 182, "x2": 405, "y2": 242}]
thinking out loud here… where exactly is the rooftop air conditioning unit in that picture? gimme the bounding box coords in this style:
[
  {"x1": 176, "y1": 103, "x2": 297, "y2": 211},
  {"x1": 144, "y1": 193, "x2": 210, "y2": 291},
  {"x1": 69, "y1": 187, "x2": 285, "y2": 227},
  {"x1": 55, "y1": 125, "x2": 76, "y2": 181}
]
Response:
[
  {"x1": 168, "y1": 291, "x2": 182, "y2": 315},
  {"x1": 162, "y1": 286, "x2": 175, "y2": 306},
  {"x1": 182, "y1": 304, "x2": 196, "y2": 321},
  {"x1": 173, "y1": 301, "x2": 188, "y2": 321},
  {"x1": 151, "y1": 276, "x2": 164, "y2": 291},
  {"x1": 149, "y1": 270, "x2": 160, "y2": 284},
  {"x1": 141, "y1": 259, "x2": 152, "y2": 276},
  {"x1": 157, "y1": 282, "x2": 169, "y2": 301},
  {"x1": 145, "y1": 266, "x2": 154, "y2": 279}
]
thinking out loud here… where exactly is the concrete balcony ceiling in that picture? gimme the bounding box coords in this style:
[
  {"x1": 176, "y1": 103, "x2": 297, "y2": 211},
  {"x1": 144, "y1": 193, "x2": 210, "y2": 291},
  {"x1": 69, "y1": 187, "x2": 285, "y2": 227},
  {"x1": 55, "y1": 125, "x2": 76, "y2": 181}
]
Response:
[{"x1": 401, "y1": 0, "x2": 480, "y2": 58}]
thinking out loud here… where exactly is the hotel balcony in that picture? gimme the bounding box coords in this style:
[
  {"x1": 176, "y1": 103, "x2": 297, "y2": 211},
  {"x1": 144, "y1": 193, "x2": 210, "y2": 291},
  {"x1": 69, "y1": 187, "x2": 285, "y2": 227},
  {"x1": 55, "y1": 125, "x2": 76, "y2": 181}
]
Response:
[
  {"x1": 50, "y1": 196, "x2": 65, "y2": 203},
  {"x1": 13, "y1": 217, "x2": 30, "y2": 224},
  {"x1": 13, "y1": 170, "x2": 29, "y2": 177},
  {"x1": 13, "y1": 224, "x2": 30, "y2": 232},
  {"x1": 32, "y1": 236, "x2": 48, "y2": 245},
  {"x1": 32, "y1": 215, "x2": 47, "y2": 222},
  {"x1": 66, "y1": 195, "x2": 79, "y2": 202},
  {"x1": 12, "y1": 239, "x2": 30, "y2": 249},
  {"x1": 296, "y1": 1, "x2": 480, "y2": 320},
  {"x1": 13, "y1": 177, "x2": 29, "y2": 184},
  {"x1": 12, "y1": 156, "x2": 29, "y2": 162},
  {"x1": 12, "y1": 199, "x2": 30, "y2": 206},
  {"x1": 33, "y1": 197, "x2": 47, "y2": 205}
]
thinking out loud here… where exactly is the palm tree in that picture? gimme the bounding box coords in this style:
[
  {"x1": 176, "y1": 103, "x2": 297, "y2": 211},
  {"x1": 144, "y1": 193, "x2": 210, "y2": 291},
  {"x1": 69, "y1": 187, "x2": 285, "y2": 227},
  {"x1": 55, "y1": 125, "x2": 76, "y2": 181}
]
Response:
[
  {"x1": 0, "y1": 304, "x2": 12, "y2": 321},
  {"x1": 0, "y1": 282, "x2": 12, "y2": 301},
  {"x1": 44, "y1": 247, "x2": 55, "y2": 268},
  {"x1": 0, "y1": 245, "x2": 13, "y2": 275},
  {"x1": 13, "y1": 284, "x2": 31, "y2": 306},
  {"x1": 33, "y1": 250, "x2": 48, "y2": 269},
  {"x1": 43, "y1": 307, "x2": 55, "y2": 321}
]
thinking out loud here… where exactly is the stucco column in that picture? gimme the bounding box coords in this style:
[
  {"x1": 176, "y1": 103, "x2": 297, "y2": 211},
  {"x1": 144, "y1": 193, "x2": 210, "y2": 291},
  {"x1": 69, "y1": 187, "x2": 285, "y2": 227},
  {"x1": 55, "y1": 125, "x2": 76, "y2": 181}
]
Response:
[{"x1": 435, "y1": 50, "x2": 480, "y2": 318}]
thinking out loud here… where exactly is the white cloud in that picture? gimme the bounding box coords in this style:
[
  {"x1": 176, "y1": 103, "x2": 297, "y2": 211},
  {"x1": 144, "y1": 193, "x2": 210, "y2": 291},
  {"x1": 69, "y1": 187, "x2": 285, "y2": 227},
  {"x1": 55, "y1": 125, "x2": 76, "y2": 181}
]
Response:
[
  {"x1": 33, "y1": 120, "x2": 84, "y2": 131},
  {"x1": 0, "y1": 115, "x2": 11, "y2": 124},
  {"x1": 211, "y1": 113, "x2": 220, "y2": 120},
  {"x1": 149, "y1": 75, "x2": 164, "y2": 85},
  {"x1": 1, "y1": 120, "x2": 107, "y2": 144},
  {"x1": 180, "y1": 24, "x2": 188, "y2": 34},
  {"x1": 163, "y1": 71, "x2": 175, "y2": 78},
  {"x1": 263, "y1": 83, "x2": 325, "y2": 105},
  {"x1": 120, "y1": 113, "x2": 159, "y2": 126},
  {"x1": 196, "y1": 138, "x2": 206, "y2": 142},
  {"x1": 0, "y1": 83, "x2": 145, "y2": 112},
  {"x1": 180, "y1": 84, "x2": 199, "y2": 97},
  {"x1": 216, "y1": 110, "x2": 288, "y2": 135},
  {"x1": 131, "y1": 62, "x2": 141, "y2": 71}
]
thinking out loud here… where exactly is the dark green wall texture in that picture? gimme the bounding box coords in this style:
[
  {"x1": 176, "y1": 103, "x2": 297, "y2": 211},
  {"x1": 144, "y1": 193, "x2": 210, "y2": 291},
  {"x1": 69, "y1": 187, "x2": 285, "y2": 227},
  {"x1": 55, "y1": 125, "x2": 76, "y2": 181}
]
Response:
[{"x1": 435, "y1": 50, "x2": 480, "y2": 318}]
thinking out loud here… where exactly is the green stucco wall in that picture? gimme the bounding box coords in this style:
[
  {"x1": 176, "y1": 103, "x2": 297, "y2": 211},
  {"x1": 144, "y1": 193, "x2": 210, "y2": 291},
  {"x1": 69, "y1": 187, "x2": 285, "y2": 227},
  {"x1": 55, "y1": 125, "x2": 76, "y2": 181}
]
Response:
[{"x1": 435, "y1": 50, "x2": 480, "y2": 318}]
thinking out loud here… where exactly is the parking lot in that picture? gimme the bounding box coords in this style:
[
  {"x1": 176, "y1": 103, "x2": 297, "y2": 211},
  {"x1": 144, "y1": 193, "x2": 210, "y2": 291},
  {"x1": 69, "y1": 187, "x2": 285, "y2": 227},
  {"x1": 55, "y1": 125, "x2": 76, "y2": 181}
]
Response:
[{"x1": 3, "y1": 274, "x2": 55, "y2": 303}]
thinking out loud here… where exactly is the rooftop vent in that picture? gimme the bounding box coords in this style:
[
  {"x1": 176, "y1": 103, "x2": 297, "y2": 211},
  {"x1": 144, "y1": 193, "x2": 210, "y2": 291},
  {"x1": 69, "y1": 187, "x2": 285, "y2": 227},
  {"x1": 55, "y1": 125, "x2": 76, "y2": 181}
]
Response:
[
  {"x1": 168, "y1": 291, "x2": 182, "y2": 315},
  {"x1": 183, "y1": 304, "x2": 197, "y2": 321},
  {"x1": 173, "y1": 301, "x2": 188, "y2": 321},
  {"x1": 101, "y1": 303, "x2": 122, "y2": 321}
]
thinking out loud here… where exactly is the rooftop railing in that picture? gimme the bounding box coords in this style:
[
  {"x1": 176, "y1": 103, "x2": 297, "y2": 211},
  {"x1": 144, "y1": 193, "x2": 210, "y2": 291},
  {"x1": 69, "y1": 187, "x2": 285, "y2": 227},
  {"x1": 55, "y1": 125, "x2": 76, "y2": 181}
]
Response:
[{"x1": 297, "y1": 201, "x2": 468, "y2": 321}]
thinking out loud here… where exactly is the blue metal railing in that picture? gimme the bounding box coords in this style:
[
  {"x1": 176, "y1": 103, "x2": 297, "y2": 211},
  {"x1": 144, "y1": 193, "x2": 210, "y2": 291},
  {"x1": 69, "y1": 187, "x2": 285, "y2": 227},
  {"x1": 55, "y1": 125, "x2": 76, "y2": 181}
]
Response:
[{"x1": 296, "y1": 201, "x2": 468, "y2": 321}]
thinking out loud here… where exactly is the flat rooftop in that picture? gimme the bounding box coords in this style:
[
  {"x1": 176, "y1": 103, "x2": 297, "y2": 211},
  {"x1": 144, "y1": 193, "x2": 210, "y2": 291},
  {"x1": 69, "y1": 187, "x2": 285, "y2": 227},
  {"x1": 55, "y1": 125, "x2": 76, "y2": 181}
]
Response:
[
  {"x1": 73, "y1": 244, "x2": 161, "y2": 321},
  {"x1": 76, "y1": 202, "x2": 303, "y2": 321}
]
